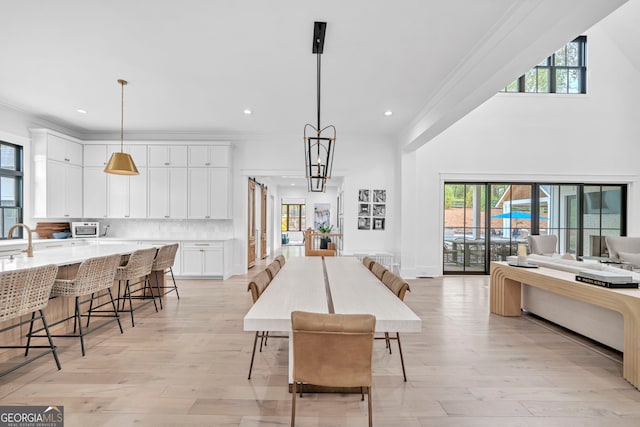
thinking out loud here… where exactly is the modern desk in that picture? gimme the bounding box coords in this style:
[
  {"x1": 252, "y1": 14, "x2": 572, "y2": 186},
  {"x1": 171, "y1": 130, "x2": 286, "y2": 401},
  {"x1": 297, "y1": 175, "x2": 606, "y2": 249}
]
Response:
[
  {"x1": 243, "y1": 256, "x2": 422, "y2": 381},
  {"x1": 490, "y1": 261, "x2": 640, "y2": 390}
]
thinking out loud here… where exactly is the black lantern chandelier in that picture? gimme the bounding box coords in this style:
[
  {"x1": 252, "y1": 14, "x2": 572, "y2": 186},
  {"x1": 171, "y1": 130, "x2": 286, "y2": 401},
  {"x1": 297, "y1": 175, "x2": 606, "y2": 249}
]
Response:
[{"x1": 304, "y1": 21, "x2": 336, "y2": 193}]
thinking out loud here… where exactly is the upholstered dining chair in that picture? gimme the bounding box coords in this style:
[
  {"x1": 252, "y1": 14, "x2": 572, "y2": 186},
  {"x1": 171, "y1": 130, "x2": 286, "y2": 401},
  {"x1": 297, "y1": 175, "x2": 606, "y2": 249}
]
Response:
[
  {"x1": 0, "y1": 264, "x2": 60, "y2": 377},
  {"x1": 275, "y1": 255, "x2": 286, "y2": 268},
  {"x1": 362, "y1": 256, "x2": 375, "y2": 270},
  {"x1": 46, "y1": 254, "x2": 122, "y2": 356},
  {"x1": 528, "y1": 234, "x2": 558, "y2": 255},
  {"x1": 291, "y1": 311, "x2": 376, "y2": 427},
  {"x1": 265, "y1": 261, "x2": 281, "y2": 281},
  {"x1": 370, "y1": 262, "x2": 388, "y2": 281},
  {"x1": 379, "y1": 272, "x2": 411, "y2": 381},
  {"x1": 151, "y1": 243, "x2": 180, "y2": 309},
  {"x1": 247, "y1": 270, "x2": 287, "y2": 379},
  {"x1": 115, "y1": 247, "x2": 158, "y2": 327}
]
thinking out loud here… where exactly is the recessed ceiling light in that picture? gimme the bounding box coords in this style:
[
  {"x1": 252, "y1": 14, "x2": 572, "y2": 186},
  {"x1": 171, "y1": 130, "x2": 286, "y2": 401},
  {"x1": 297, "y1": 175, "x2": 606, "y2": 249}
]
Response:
[
  {"x1": 77, "y1": 108, "x2": 87, "y2": 114},
  {"x1": 243, "y1": 109, "x2": 252, "y2": 115},
  {"x1": 291, "y1": 183, "x2": 295, "y2": 186},
  {"x1": 384, "y1": 110, "x2": 393, "y2": 116}
]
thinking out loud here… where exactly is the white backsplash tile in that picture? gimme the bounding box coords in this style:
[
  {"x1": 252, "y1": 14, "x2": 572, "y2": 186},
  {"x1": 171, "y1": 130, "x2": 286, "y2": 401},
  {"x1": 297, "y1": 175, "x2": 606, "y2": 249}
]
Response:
[{"x1": 89, "y1": 219, "x2": 234, "y2": 240}]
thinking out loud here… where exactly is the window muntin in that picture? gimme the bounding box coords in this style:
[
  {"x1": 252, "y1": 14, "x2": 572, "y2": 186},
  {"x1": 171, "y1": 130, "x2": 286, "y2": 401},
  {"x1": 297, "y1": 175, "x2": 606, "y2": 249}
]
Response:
[{"x1": 501, "y1": 36, "x2": 586, "y2": 94}]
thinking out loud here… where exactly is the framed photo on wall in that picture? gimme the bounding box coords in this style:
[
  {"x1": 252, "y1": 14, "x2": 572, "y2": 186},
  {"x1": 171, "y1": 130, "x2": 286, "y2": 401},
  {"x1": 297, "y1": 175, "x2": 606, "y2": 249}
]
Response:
[
  {"x1": 373, "y1": 189, "x2": 386, "y2": 203},
  {"x1": 358, "y1": 217, "x2": 371, "y2": 230},
  {"x1": 358, "y1": 189, "x2": 370, "y2": 202},
  {"x1": 358, "y1": 203, "x2": 371, "y2": 216},
  {"x1": 373, "y1": 218, "x2": 385, "y2": 230}
]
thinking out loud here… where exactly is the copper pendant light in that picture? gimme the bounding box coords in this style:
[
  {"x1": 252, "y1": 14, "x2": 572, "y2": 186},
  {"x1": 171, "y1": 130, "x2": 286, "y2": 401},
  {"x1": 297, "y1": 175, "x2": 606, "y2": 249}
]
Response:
[{"x1": 104, "y1": 79, "x2": 139, "y2": 175}]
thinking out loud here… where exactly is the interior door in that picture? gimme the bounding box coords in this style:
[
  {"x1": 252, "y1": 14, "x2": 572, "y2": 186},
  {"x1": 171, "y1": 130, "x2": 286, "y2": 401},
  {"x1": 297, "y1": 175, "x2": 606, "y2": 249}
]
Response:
[
  {"x1": 260, "y1": 186, "x2": 267, "y2": 259},
  {"x1": 248, "y1": 179, "x2": 256, "y2": 269}
]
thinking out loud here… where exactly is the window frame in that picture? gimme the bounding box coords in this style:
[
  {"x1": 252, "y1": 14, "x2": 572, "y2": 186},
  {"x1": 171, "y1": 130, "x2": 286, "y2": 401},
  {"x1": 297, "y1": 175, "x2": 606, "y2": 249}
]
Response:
[
  {"x1": 502, "y1": 36, "x2": 587, "y2": 94},
  {"x1": 0, "y1": 141, "x2": 24, "y2": 239},
  {"x1": 281, "y1": 203, "x2": 306, "y2": 232}
]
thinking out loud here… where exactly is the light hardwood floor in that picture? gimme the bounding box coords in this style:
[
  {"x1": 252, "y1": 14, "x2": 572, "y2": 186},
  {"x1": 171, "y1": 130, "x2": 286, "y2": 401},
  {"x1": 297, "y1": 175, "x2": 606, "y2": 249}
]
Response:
[{"x1": 2, "y1": 251, "x2": 640, "y2": 426}]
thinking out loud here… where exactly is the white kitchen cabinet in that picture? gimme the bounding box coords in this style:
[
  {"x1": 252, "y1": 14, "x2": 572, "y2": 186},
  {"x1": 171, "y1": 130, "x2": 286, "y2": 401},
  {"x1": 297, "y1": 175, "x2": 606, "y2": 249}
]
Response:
[
  {"x1": 83, "y1": 166, "x2": 108, "y2": 218},
  {"x1": 84, "y1": 144, "x2": 147, "y2": 168},
  {"x1": 43, "y1": 131, "x2": 82, "y2": 166},
  {"x1": 188, "y1": 167, "x2": 230, "y2": 219},
  {"x1": 148, "y1": 167, "x2": 188, "y2": 218},
  {"x1": 188, "y1": 145, "x2": 230, "y2": 167},
  {"x1": 180, "y1": 241, "x2": 231, "y2": 278},
  {"x1": 108, "y1": 168, "x2": 148, "y2": 218},
  {"x1": 31, "y1": 129, "x2": 84, "y2": 218},
  {"x1": 148, "y1": 145, "x2": 188, "y2": 167}
]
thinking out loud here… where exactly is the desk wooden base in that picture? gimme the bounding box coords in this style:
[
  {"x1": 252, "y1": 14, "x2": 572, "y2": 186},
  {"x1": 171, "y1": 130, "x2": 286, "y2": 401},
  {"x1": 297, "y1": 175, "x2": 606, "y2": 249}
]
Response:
[{"x1": 490, "y1": 261, "x2": 640, "y2": 390}]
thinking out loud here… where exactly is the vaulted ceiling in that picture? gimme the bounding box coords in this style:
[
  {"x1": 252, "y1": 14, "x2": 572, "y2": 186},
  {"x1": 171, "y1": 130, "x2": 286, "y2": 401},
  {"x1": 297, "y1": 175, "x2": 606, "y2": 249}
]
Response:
[{"x1": 0, "y1": 0, "x2": 629, "y2": 149}]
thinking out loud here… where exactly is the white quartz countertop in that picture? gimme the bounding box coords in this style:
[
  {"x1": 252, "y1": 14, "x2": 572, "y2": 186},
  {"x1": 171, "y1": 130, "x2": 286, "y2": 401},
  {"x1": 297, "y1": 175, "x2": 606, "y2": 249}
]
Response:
[{"x1": 0, "y1": 241, "x2": 155, "y2": 273}]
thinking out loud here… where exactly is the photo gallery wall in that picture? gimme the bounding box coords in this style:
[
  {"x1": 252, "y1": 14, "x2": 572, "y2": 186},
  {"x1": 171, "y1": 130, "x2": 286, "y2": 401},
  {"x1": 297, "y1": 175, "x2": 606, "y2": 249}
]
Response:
[{"x1": 357, "y1": 189, "x2": 386, "y2": 230}]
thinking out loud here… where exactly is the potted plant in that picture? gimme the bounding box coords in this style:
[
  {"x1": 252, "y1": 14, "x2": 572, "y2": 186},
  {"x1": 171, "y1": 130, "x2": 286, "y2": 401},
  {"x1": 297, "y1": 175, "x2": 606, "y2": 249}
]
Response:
[{"x1": 317, "y1": 225, "x2": 333, "y2": 249}]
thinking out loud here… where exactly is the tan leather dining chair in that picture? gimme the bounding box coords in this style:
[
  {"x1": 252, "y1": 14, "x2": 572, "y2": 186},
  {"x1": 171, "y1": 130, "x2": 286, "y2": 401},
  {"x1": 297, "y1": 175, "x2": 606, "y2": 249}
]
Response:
[
  {"x1": 265, "y1": 261, "x2": 281, "y2": 281},
  {"x1": 45, "y1": 254, "x2": 123, "y2": 356},
  {"x1": 0, "y1": 264, "x2": 60, "y2": 377},
  {"x1": 291, "y1": 310, "x2": 376, "y2": 427},
  {"x1": 247, "y1": 270, "x2": 286, "y2": 379},
  {"x1": 362, "y1": 256, "x2": 375, "y2": 270},
  {"x1": 275, "y1": 255, "x2": 286, "y2": 268},
  {"x1": 370, "y1": 262, "x2": 387, "y2": 281},
  {"x1": 379, "y1": 272, "x2": 410, "y2": 381}
]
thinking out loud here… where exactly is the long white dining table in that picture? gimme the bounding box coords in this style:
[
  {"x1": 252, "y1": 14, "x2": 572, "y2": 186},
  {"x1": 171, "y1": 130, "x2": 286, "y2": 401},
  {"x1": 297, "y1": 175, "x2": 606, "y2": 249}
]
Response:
[{"x1": 243, "y1": 256, "x2": 422, "y2": 382}]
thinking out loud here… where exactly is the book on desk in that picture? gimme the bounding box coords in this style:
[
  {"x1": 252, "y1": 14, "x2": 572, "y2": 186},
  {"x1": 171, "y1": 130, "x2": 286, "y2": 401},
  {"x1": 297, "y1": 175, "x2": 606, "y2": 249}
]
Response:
[{"x1": 576, "y1": 270, "x2": 639, "y2": 288}]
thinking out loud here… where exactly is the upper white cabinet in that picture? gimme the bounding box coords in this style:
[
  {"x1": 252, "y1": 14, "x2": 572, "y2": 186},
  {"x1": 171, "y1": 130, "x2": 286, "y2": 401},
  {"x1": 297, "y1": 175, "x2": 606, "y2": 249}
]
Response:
[
  {"x1": 83, "y1": 167, "x2": 108, "y2": 218},
  {"x1": 44, "y1": 133, "x2": 83, "y2": 166},
  {"x1": 188, "y1": 167, "x2": 230, "y2": 219},
  {"x1": 108, "y1": 169, "x2": 148, "y2": 218},
  {"x1": 188, "y1": 145, "x2": 230, "y2": 167},
  {"x1": 31, "y1": 129, "x2": 83, "y2": 218},
  {"x1": 148, "y1": 167, "x2": 188, "y2": 219},
  {"x1": 79, "y1": 141, "x2": 230, "y2": 220},
  {"x1": 84, "y1": 144, "x2": 147, "y2": 168},
  {"x1": 148, "y1": 145, "x2": 188, "y2": 167}
]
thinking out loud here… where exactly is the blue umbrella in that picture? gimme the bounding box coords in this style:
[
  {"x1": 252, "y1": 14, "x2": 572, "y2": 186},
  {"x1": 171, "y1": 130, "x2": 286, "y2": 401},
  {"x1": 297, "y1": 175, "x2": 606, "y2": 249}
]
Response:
[{"x1": 491, "y1": 211, "x2": 549, "y2": 220}]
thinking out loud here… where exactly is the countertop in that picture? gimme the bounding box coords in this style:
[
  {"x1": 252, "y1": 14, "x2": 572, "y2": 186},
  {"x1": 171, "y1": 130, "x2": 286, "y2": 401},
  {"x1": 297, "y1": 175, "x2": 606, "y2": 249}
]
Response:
[{"x1": 0, "y1": 241, "x2": 155, "y2": 273}]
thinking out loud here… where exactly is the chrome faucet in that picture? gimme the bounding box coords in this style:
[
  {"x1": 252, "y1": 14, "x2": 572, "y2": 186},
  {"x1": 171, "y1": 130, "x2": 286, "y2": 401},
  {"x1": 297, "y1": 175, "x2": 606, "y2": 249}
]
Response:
[{"x1": 7, "y1": 223, "x2": 34, "y2": 257}]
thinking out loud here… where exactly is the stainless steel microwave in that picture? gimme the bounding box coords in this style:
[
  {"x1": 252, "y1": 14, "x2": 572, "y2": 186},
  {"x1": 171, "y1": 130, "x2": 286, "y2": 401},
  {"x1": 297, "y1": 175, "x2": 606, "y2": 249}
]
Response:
[{"x1": 71, "y1": 221, "x2": 99, "y2": 238}]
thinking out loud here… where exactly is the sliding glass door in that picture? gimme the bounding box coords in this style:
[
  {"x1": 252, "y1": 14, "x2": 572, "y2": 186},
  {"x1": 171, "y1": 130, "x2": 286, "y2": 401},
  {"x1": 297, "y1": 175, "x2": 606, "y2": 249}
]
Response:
[{"x1": 443, "y1": 182, "x2": 627, "y2": 274}]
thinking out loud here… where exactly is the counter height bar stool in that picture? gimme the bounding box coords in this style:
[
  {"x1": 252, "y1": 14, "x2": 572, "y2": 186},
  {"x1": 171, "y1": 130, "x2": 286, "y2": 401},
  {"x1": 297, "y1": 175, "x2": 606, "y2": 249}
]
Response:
[
  {"x1": 275, "y1": 255, "x2": 286, "y2": 268},
  {"x1": 115, "y1": 247, "x2": 158, "y2": 327},
  {"x1": 151, "y1": 243, "x2": 180, "y2": 310},
  {"x1": 379, "y1": 272, "x2": 411, "y2": 381},
  {"x1": 42, "y1": 254, "x2": 123, "y2": 356},
  {"x1": 0, "y1": 264, "x2": 60, "y2": 377},
  {"x1": 291, "y1": 311, "x2": 376, "y2": 427}
]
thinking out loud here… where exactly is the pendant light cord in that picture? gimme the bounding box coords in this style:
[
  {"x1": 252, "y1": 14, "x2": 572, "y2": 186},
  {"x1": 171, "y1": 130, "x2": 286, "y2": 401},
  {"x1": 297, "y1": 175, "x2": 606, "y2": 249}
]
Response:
[
  {"x1": 316, "y1": 52, "x2": 321, "y2": 132},
  {"x1": 118, "y1": 79, "x2": 127, "y2": 153}
]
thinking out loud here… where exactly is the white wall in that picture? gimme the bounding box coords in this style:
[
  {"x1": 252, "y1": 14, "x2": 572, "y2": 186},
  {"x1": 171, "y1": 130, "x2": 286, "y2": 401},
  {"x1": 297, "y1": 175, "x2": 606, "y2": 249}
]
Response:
[
  {"x1": 401, "y1": 22, "x2": 640, "y2": 277},
  {"x1": 233, "y1": 132, "x2": 399, "y2": 272}
]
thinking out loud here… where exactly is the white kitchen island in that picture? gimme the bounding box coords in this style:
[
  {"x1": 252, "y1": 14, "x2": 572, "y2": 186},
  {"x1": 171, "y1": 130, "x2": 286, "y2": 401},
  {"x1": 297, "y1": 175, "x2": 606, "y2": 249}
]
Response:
[{"x1": 0, "y1": 241, "x2": 159, "y2": 346}]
